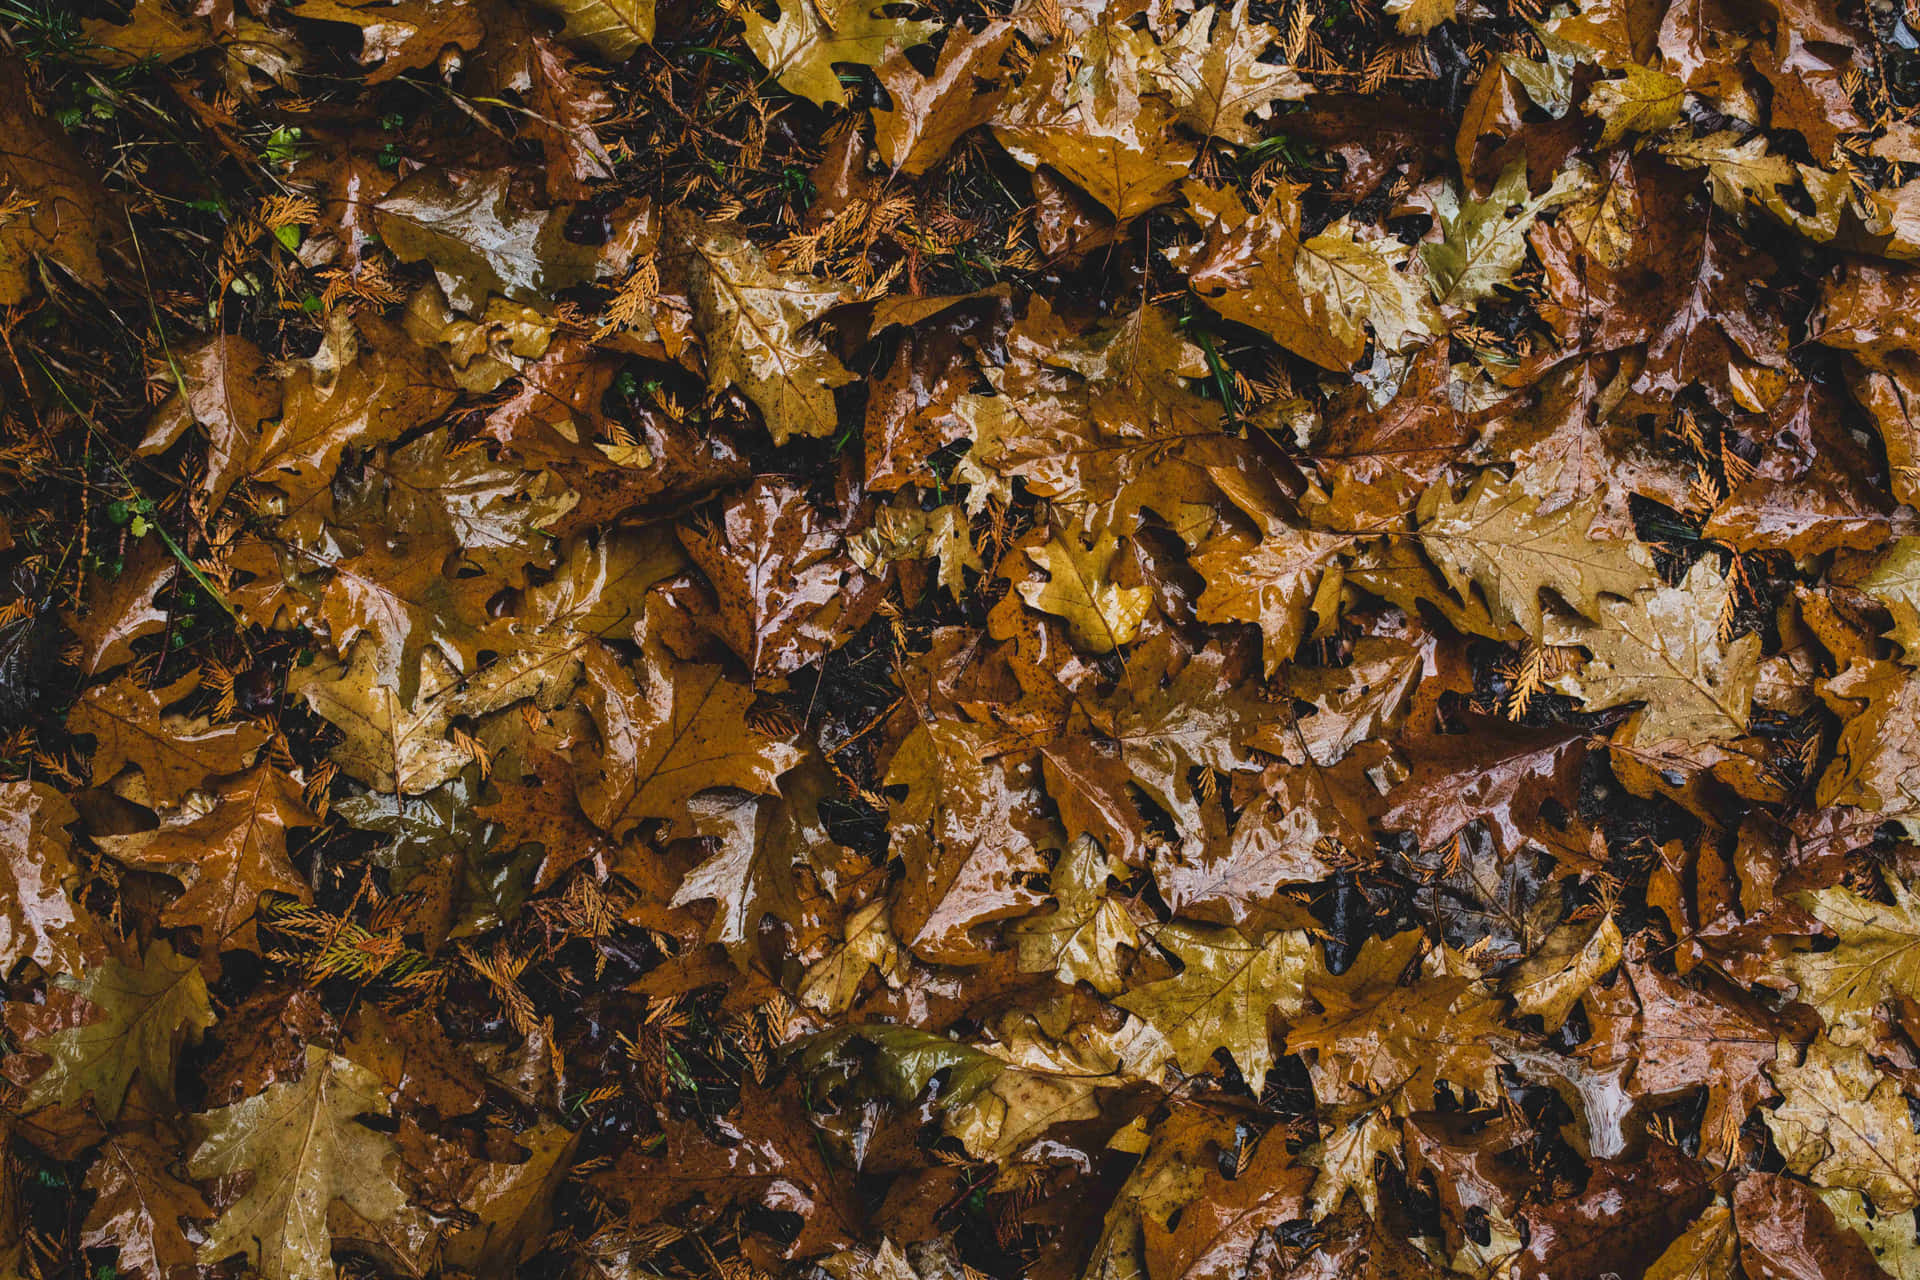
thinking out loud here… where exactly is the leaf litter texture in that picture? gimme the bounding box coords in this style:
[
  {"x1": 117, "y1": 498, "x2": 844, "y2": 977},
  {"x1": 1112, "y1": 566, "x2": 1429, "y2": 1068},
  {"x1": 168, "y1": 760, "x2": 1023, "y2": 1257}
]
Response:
[{"x1": 3, "y1": 0, "x2": 1920, "y2": 1279}]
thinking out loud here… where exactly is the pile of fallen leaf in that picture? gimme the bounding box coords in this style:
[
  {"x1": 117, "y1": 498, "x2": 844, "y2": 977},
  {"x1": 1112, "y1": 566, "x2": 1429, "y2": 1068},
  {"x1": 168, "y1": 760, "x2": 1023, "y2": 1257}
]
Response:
[{"x1": 3, "y1": 0, "x2": 1920, "y2": 1276}]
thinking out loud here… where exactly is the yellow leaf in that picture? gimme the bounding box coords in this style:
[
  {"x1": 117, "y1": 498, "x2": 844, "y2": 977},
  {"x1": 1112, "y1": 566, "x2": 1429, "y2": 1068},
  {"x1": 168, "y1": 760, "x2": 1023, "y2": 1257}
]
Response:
[
  {"x1": 1016, "y1": 528, "x2": 1152, "y2": 653},
  {"x1": 743, "y1": 0, "x2": 937, "y2": 108}
]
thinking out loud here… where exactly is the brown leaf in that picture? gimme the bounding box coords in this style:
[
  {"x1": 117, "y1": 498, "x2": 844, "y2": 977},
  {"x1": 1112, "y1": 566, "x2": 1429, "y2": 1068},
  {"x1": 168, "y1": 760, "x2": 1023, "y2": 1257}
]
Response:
[
  {"x1": 72, "y1": 675, "x2": 267, "y2": 807},
  {"x1": 571, "y1": 640, "x2": 802, "y2": 837},
  {"x1": 81, "y1": 1131, "x2": 213, "y2": 1280}
]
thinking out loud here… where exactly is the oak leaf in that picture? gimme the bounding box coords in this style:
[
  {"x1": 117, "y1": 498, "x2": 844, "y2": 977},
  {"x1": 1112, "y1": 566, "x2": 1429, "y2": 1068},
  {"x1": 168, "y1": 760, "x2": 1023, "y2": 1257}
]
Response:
[
  {"x1": 1418, "y1": 469, "x2": 1654, "y2": 640},
  {"x1": 1815, "y1": 660, "x2": 1920, "y2": 842},
  {"x1": 1507, "y1": 914, "x2": 1623, "y2": 1031},
  {"x1": 1423, "y1": 162, "x2": 1592, "y2": 311},
  {"x1": 292, "y1": 642, "x2": 472, "y2": 796},
  {"x1": 1547, "y1": 560, "x2": 1761, "y2": 746},
  {"x1": 1013, "y1": 834, "x2": 1140, "y2": 994},
  {"x1": 885, "y1": 717, "x2": 1054, "y2": 963},
  {"x1": 571, "y1": 640, "x2": 801, "y2": 837},
  {"x1": 0, "y1": 782, "x2": 100, "y2": 981},
  {"x1": 1858, "y1": 536, "x2": 1920, "y2": 658},
  {"x1": 1192, "y1": 522, "x2": 1349, "y2": 674},
  {"x1": 1188, "y1": 185, "x2": 1435, "y2": 370},
  {"x1": 671, "y1": 767, "x2": 840, "y2": 969},
  {"x1": 992, "y1": 29, "x2": 1194, "y2": 219},
  {"x1": 1286, "y1": 931, "x2": 1505, "y2": 1108},
  {"x1": 873, "y1": 24, "x2": 1016, "y2": 176},
  {"x1": 1386, "y1": 0, "x2": 1455, "y2": 35},
  {"x1": 1585, "y1": 63, "x2": 1686, "y2": 146},
  {"x1": 0, "y1": 64, "x2": 119, "y2": 304},
  {"x1": 82, "y1": 1132, "x2": 214, "y2": 1280},
  {"x1": 72, "y1": 674, "x2": 267, "y2": 807},
  {"x1": 1141, "y1": 1133, "x2": 1314, "y2": 1280},
  {"x1": 20, "y1": 941, "x2": 213, "y2": 1120},
  {"x1": 528, "y1": 0, "x2": 653, "y2": 57},
  {"x1": 1016, "y1": 527, "x2": 1153, "y2": 654},
  {"x1": 1766, "y1": 1035, "x2": 1920, "y2": 1211},
  {"x1": 136, "y1": 334, "x2": 281, "y2": 513},
  {"x1": 63, "y1": 541, "x2": 176, "y2": 678},
  {"x1": 1642, "y1": 1203, "x2": 1737, "y2": 1280},
  {"x1": 1116, "y1": 923, "x2": 1312, "y2": 1092},
  {"x1": 374, "y1": 168, "x2": 604, "y2": 313},
  {"x1": 683, "y1": 222, "x2": 858, "y2": 444},
  {"x1": 189, "y1": 1045, "x2": 408, "y2": 1280},
  {"x1": 289, "y1": 0, "x2": 485, "y2": 82},
  {"x1": 1778, "y1": 873, "x2": 1920, "y2": 1044},
  {"x1": 743, "y1": 0, "x2": 938, "y2": 107},
  {"x1": 1147, "y1": 0, "x2": 1310, "y2": 145},
  {"x1": 681, "y1": 475, "x2": 887, "y2": 680}
]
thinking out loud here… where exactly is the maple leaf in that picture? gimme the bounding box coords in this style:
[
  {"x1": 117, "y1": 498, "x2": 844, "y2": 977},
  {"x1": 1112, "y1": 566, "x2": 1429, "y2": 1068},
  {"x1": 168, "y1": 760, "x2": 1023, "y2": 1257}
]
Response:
[
  {"x1": 190, "y1": 1045, "x2": 409, "y2": 1280},
  {"x1": 1013, "y1": 834, "x2": 1141, "y2": 994},
  {"x1": 1417, "y1": 469, "x2": 1654, "y2": 640},
  {"x1": 1146, "y1": 0, "x2": 1310, "y2": 145},
  {"x1": 682, "y1": 221, "x2": 858, "y2": 444},
  {"x1": 527, "y1": 0, "x2": 654, "y2": 57},
  {"x1": 72, "y1": 674, "x2": 267, "y2": 807},
  {"x1": 1016, "y1": 526, "x2": 1153, "y2": 654},
  {"x1": 1778, "y1": 873, "x2": 1920, "y2": 1044},
  {"x1": 873, "y1": 24, "x2": 1016, "y2": 176},
  {"x1": 743, "y1": 0, "x2": 937, "y2": 107},
  {"x1": 1547, "y1": 560, "x2": 1761, "y2": 746},
  {"x1": 1116, "y1": 922, "x2": 1312, "y2": 1092},
  {"x1": 571, "y1": 640, "x2": 801, "y2": 837},
  {"x1": 1766, "y1": 1035, "x2": 1920, "y2": 1211},
  {"x1": 20, "y1": 941, "x2": 212, "y2": 1120}
]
